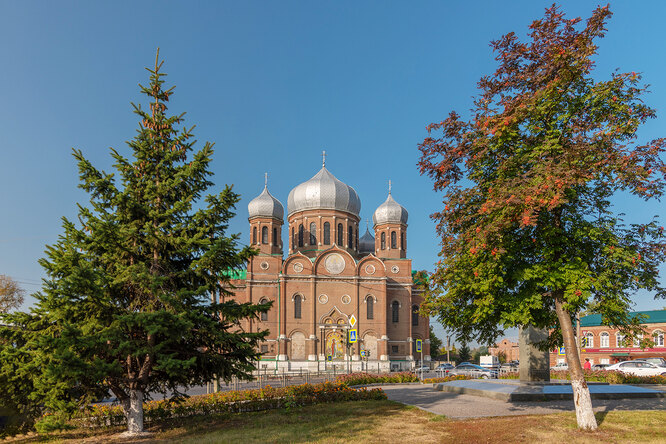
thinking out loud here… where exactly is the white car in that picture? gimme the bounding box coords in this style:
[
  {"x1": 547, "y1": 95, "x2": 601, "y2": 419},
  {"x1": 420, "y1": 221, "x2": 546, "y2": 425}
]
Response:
[
  {"x1": 606, "y1": 360, "x2": 666, "y2": 377},
  {"x1": 550, "y1": 363, "x2": 568, "y2": 371}
]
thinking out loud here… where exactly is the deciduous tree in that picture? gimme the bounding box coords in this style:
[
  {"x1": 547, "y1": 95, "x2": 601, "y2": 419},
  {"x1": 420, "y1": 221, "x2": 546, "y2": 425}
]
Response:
[
  {"x1": 418, "y1": 5, "x2": 666, "y2": 430},
  {"x1": 0, "y1": 275, "x2": 24, "y2": 313},
  {"x1": 0, "y1": 51, "x2": 269, "y2": 435}
]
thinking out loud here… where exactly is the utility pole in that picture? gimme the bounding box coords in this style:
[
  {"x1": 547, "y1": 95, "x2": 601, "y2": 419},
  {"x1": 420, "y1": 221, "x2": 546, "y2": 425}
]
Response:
[{"x1": 446, "y1": 335, "x2": 451, "y2": 363}]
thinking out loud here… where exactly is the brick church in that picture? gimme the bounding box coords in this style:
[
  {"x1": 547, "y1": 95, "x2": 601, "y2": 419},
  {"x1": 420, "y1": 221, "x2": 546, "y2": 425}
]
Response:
[{"x1": 224, "y1": 158, "x2": 430, "y2": 371}]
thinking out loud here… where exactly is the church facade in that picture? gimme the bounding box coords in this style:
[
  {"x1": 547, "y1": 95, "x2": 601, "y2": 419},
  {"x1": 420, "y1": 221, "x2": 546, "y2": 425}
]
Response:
[{"x1": 224, "y1": 161, "x2": 430, "y2": 372}]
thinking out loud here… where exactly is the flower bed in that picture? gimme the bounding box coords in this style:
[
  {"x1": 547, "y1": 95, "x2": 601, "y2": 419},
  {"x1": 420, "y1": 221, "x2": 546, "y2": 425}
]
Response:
[
  {"x1": 499, "y1": 370, "x2": 666, "y2": 384},
  {"x1": 334, "y1": 372, "x2": 419, "y2": 386},
  {"x1": 421, "y1": 375, "x2": 472, "y2": 384},
  {"x1": 74, "y1": 382, "x2": 386, "y2": 428}
]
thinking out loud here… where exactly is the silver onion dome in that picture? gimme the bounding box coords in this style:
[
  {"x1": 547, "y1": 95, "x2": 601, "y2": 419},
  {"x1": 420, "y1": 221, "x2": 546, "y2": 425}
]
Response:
[
  {"x1": 358, "y1": 226, "x2": 375, "y2": 255},
  {"x1": 287, "y1": 166, "x2": 361, "y2": 217},
  {"x1": 248, "y1": 185, "x2": 284, "y2": 220},
  {"x1": 373, "y1": 193, "x2": 408, "y2": 226}
]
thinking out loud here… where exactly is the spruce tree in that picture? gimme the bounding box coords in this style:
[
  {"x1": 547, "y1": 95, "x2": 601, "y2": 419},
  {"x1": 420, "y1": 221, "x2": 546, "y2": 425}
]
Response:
[{"x1": 0, "y1": 51, "x2": 268, "y2": 435}]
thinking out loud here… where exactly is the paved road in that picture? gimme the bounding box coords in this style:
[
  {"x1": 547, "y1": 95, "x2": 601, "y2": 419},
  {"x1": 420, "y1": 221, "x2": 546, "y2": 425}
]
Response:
[{"x1": 381, "y1": 384, "x2": 666, "y2": 419}]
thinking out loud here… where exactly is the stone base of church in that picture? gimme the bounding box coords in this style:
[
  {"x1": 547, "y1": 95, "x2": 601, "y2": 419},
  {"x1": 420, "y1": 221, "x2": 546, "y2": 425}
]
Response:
[{"x1": 258, "y1": 359, "x2": 394, "y2": 373}]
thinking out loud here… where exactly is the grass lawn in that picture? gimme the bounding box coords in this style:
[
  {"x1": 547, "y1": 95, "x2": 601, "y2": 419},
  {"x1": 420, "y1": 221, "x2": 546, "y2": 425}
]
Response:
[{"x1": 9, "y1": 400, "x2": 666, "y2": 443}]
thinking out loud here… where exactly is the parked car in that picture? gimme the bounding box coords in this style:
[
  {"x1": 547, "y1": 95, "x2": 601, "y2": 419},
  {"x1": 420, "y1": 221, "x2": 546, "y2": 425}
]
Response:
[
  {"x1": 606, "y1": 360, "x2": 666, "y2": 377},
  {"x1": 448, "y1": 363, "x2": 498, "y2": 379},
  {"x1": 414, "y1": 365, "x2": 431, "y2": 374},
  {"x1": 500, "y1": 362, "x2": 519, "y2": 371},
  {"x1": 550, "y1": 362, "x2": 568, "y2": 371},
  {"x1": 642, "y1": 357, "x2": 666, "y2": 368},
  {"x1": 435, "y1": 363, "x2": 455, "y2": 370},
  {"x1": 434, "y1": 363, "x2": 455, "y2": 375},
  {"x1": 591, "y1": 363, "x2": 610, "y2": 371}
]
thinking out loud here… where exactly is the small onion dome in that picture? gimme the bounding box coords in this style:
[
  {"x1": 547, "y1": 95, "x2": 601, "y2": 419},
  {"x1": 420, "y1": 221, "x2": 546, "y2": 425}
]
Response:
[
  {"x1": 248, "y1": 185, "x2": 284, "y2": 220},
  {"x1": 358, "y1": 227, "x2": 375, "y2": 255},
  {"x1": 287, "y1": 166, "x2": 361, "y2": 217},
  {"x1": 373, "y1": 193, "x2": 408, "y2": 226}
]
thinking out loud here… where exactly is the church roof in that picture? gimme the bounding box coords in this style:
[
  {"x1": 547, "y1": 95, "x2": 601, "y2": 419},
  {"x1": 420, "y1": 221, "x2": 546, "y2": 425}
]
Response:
[
  {"x1": 287, "y1": 166, "x2": 361, "y2": 217},
  {"x1": 373, "y1": 192, "x2": 408, "y2": 226},
  {"x1": 248, "y1": 185, "x2": 284, "y2": 220}
]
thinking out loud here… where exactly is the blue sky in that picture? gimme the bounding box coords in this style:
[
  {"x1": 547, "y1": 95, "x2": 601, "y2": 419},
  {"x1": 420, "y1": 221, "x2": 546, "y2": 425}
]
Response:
[{"x1": 2, "y1": 1, "x2": 666, "y2": 344}]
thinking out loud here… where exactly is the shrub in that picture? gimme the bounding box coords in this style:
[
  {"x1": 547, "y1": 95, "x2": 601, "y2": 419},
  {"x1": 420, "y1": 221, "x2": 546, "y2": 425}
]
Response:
[
  {"x1": 72, "y1": 382, "x2": 386, "y2": 428},
  {"x1": 501, "y1": 369, "x2": 666, "y2": 384},
  {"x1": 421, "y1": 375, "x2": 472, "y2": 384},
  {"x1": 335, "y1": 372, "x2": 419, "y2": 386}
]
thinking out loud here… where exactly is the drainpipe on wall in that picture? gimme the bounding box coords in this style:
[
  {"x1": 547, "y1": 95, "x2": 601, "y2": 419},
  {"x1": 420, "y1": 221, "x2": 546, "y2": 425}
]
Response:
[{"x1": 276, "y1": 272, "x2": 281, "y2": 373}]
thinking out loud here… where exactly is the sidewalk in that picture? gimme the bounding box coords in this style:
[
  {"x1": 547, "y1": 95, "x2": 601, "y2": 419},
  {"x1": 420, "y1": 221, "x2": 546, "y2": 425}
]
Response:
[{"x1": 381, "y1": 384, "x2": 666, "y2": 419}]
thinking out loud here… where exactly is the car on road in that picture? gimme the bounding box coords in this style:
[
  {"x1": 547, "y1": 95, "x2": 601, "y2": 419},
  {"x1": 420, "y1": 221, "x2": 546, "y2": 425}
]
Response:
[
  {"x1": 592, "y1": 363, "x2": 610, "y2": 371},
  {"x1": 606, "y1": 360, "x2": 666, "y2": 377},
  {"x1": 448, "y1": 363, "x2": 498, "y2": 379},
  {"x1": 414, "y1": 365, "x2": 431, "y2": 374},
  {"x1": 500, "y1": 362, "x2": 519, "y2": 371}
]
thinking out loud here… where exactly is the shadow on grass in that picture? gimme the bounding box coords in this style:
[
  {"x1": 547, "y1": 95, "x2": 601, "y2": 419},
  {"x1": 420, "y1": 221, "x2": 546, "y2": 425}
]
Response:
[
  {"x1": 595, "y1": 410, "x2": 609, "y2": 426},
  {"x1": 153, "y1": 400, "x2": 407, "y2": 444}
]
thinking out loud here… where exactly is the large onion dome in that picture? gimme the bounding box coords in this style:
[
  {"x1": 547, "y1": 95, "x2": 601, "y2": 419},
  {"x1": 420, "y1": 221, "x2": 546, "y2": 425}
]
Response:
[
  {"x1": 373, "y1": 192, "x2": 408, "y2": 226},
  {"x1": 358, "y1": 226, "x2": 375, "y2": 255},
  {"x1": 287, "y1": 166, "x2": 361, "y2": 217},
  {"x1": 248, "y1": 185, "x2": 284, "y2": 220}
]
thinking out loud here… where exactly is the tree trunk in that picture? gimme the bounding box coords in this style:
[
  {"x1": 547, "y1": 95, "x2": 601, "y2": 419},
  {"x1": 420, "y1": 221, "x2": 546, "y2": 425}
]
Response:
[
  {"x1": 554, "y1": 296, "x2": 597, "y2": 430},
  {"x1": 123, "y1": 388, "x2": 144, "y2": 434}
]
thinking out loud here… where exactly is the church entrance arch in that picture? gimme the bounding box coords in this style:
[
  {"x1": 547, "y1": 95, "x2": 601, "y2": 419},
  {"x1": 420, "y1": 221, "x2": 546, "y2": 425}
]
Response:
[
  {"x1": 363, "y1": 333, "x2": 378, "y2": 360},
  {"x1": 325, "y1": 330, "x2": 346, "y2": 360}
]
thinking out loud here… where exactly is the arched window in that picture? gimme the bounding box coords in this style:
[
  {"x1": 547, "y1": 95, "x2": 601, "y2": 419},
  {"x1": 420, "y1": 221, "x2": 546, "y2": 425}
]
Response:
[
  {"x1": 324, "y1": 222, "x2": 330, "y2": 245},
  {"x1": 294, "y1": 295, "x2": 302, "y2": 319},
  {"x1": 616, "y1": 333, "x2": 626, "y2": 348},
  {"x1": 391, "y1": 231, "x2": 397, "y2": 249},
  {"x1": 600, "y1": 332, "x2": 610, "y2": 348},
  {"x1": 298, "y1": 224, "x2": 304, "y2": 247},
  {"x1": 355, "y1": 229, "x2": 358, "y2": 249},
  {"x1": 273, "y1": 227, "x2": 278, "y2": 247},
  {"x1": 654, "y1": 330, "x2": 665, "y2": 347},
  {"x1": 412, "y1": 305, "x2": 419, "y2": 326},
  {"x1": 583, "y1": 332, "x2": 593, "y2": 348},
  {"x1": 391, "y1": 301, "x2": 399, "y2": 323},
  {"x1": 291, "y1": 227, "x2": 295, "y2": 249},
  {"x1": 366, "y1": 296, "x2": 374, "y2": 319},
  {"x1": 381, "y1": 232, "x2": 386, "y2": 250},
  {"x1": 348, "y1": 226, "x2": 353, "y2": 248},
  {"x1": 259, "y1": 298, "x2": 268, "y2": 321},
  {"x1": 401, "y1": 232, "x2": 405, "y2": 250},
  {"x1": 262, "y1": 226, "x2": 268, "y2": 244},
  {"x1": 252, "y1": 226, "x2": 257, "y2": 244},
  {"x1": 633, "y1": 333, "x2": 643, "y2": 348},
  {"x1": 337, "y1": 223, "x2": 343, "y2": 245},
  {"x1": 310, "y1": 222, "x2": 317, "y2": 245}
]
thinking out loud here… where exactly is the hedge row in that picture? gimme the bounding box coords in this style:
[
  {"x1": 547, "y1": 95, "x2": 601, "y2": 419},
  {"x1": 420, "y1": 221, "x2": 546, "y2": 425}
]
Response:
[
  {"x1": 74, "y1": 382, "x2": 386, "y2": 428},
  {"x1": 334, "y1": 372, "x2": 420, "y2": 386},
  {"x1": 500, "y1": 370, "x2": 666, "y2": 384}
]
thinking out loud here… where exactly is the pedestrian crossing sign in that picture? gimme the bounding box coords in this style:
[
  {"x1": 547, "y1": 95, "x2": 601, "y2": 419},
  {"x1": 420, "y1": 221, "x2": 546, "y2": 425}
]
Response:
[
  {"x1": 416, "y1": 339, "x2": 422, "y2": 352},
  {"x1": 349, "y1": 329, "x2": 358, "y2": 343}
]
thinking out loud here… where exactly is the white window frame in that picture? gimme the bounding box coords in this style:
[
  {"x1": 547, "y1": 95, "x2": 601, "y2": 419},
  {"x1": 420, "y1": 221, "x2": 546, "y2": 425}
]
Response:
[{"x1": 600, "y1": 332, "x2": 610, "y2": 348}]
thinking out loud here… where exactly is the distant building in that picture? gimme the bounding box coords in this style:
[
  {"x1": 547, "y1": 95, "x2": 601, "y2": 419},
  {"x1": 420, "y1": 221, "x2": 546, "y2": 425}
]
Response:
[
  {"x1": 489, "y1": 338, "x2": 519, "y2": 362},
  {"x1": 223, "y1": 161, "x2": 429, "y2": 372},
  {"x1": 550, "y1": 310, "x2": 666, "y2": 366}
]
